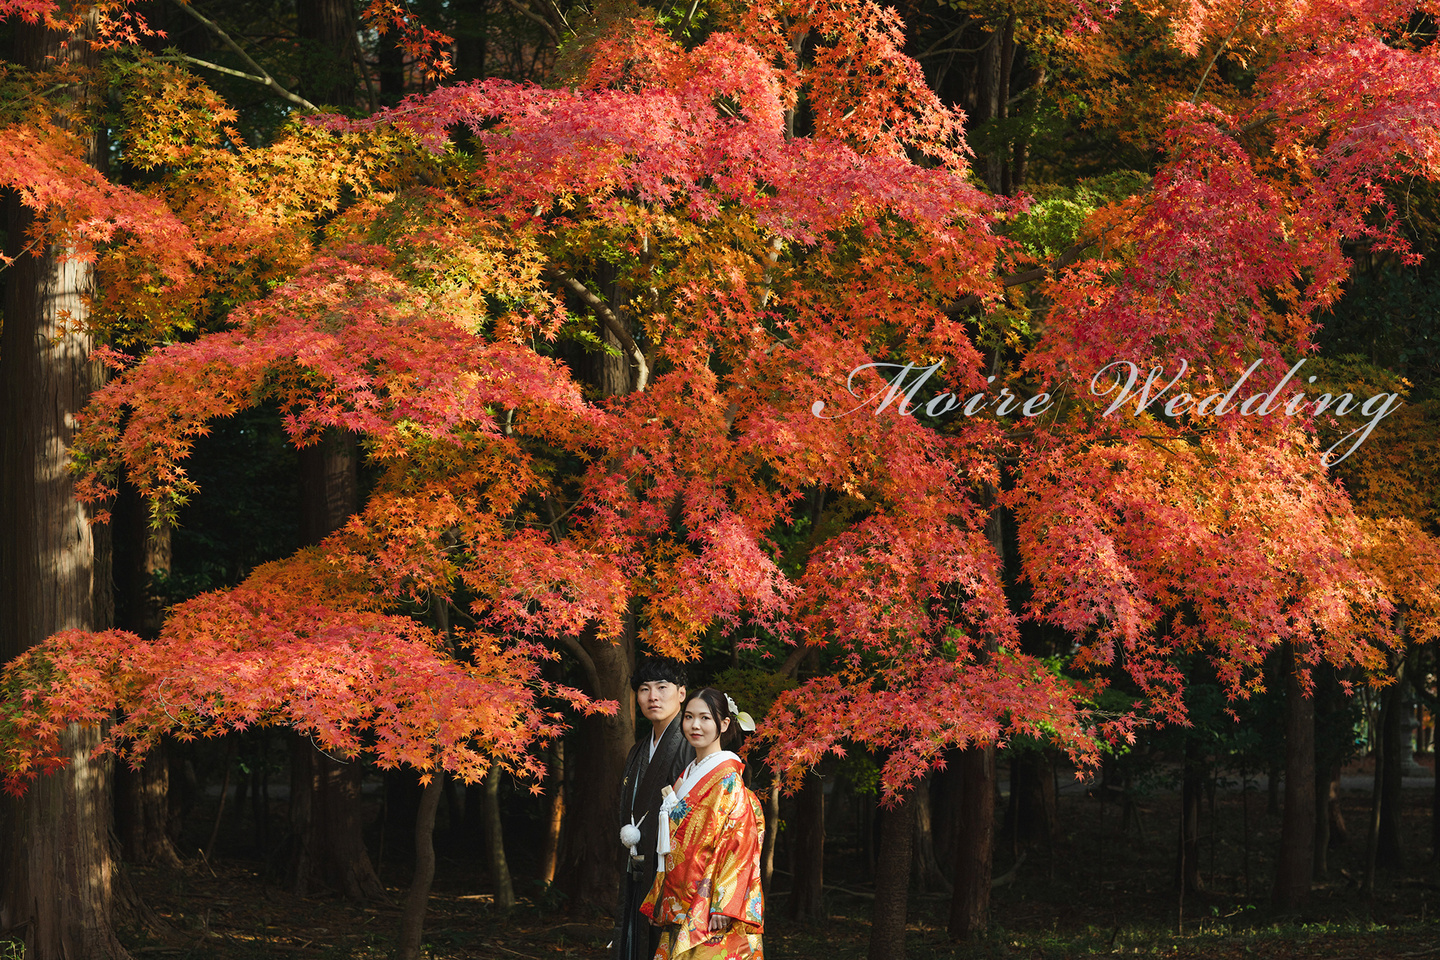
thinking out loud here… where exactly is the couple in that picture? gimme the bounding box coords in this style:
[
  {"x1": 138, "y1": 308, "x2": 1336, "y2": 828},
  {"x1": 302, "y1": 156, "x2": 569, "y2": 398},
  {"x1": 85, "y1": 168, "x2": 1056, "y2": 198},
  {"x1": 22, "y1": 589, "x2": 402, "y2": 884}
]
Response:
[{"x1": 615, "y1": 659, "x2": 764, "y2": 960}]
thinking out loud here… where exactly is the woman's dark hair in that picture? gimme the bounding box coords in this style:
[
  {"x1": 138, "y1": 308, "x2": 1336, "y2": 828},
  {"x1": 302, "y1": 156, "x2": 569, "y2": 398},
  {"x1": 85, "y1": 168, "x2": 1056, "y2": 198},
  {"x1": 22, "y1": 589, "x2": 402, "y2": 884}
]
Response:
[
  {"x1": 631, "y1": 656, "x2": 688, "y2": 691},
  {"x1": 687, "y1": 687, "x2": 740, "y2": 749}
]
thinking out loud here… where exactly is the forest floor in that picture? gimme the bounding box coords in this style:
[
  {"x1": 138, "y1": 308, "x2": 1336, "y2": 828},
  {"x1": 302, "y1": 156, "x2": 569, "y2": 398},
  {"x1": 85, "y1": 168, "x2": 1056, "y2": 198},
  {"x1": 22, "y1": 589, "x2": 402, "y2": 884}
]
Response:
[{"x1": 118, "y1": 773, "x2": 1440, "y2": 960}]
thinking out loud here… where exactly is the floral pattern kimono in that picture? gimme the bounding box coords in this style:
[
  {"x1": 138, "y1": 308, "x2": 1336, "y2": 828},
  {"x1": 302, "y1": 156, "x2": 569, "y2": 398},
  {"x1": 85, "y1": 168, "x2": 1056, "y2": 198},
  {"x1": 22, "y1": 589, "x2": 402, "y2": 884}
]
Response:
[{"x1": 640, "y1": 752, "x2": 764, "y2": 960}]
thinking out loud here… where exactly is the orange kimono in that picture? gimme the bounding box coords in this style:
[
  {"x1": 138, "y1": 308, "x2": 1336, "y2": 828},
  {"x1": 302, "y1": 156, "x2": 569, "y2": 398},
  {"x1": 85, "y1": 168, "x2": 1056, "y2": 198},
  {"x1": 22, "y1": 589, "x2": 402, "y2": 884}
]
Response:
[{"x1": 641, "y1": 754, "x2": 764, "y2": 960}]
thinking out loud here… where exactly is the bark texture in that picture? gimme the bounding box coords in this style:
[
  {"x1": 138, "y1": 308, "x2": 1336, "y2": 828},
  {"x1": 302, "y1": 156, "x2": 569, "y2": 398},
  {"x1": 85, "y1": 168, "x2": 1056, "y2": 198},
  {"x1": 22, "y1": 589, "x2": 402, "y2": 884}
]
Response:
[
  {"x1": 482, "y1": 766, "x2": 515, "y2": 910},
  {"x1": 284, "y1": 429, "x2": 383, "y2": 898},
  {"x1": 1271, "y1": 647, "x2": 1316, "y2": 911},
  {"x1": 0, "y1": 13, "x2": 132, "y2": 958},
  {"x1": 948, "y1": 745, "x2": 996, "y2": 940},
  {"x1": 867, "y1": 791, "x2": 916, "y2": 960},
  {"x1": 396, "y1": 774, "x2": 444, "y2": 960},
  {"x1": 788, "y1": 770, "x2": 826, "y2": 920},
  {"x1": 553, "y1": 624, "x2": 634, "y2": 907}
]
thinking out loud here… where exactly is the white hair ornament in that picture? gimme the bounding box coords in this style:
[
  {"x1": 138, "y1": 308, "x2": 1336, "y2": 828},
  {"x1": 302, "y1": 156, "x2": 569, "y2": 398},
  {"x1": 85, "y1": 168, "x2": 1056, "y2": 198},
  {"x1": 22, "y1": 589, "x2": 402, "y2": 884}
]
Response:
[{"x1": 723, "y1": 693, "x2": 756, "y2": 732}]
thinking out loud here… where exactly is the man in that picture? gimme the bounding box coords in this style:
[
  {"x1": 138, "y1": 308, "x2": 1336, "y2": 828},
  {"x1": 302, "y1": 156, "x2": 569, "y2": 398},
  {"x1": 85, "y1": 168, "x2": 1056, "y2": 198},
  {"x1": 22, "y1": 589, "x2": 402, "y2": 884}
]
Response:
[{"x1": 615, "y1": 657, "x2": 695, "y2": 960}]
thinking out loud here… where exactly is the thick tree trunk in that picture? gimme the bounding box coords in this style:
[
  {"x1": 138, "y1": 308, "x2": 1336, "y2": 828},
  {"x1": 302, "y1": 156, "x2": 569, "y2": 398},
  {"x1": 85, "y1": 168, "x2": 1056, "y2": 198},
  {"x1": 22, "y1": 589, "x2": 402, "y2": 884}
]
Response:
[
  {"x1": 116, "y1": 751, "x2": 183, "y2": 869},
  {"x1": 482, "y1": 767, "x2": 515, "y2": 910},
  {"x1": 948, "y1": 745, "x2": 996, "y2": 940},
  {"x1": 911, "y1": 775, "x2": 950, "y2": 893},
  {"x1": 789, "y1": 770, "x2": 826, "y2": 920},
  {"x1": 1433, "y1": 638, "x2": 1440, "y2": 865},
  {"x1": 868, "y1": 791, "x2": 916, "y2": 960},
  {"x1": 453, "y1": 0, "x2": 489, "y2": 82},
  {"x1": 1004, "y1": 751, "x2": 1057, "y2": 851},
  {"x1": 298, "y1": 429, "x2": 359, "y2": 545},
  {"x1": 951, "y1": 494, "x2": 1002, "y2": 941},
  {"x1": 1271, "y1": 647, "x2": 1315, "y2": 912},
  {"x1": 0, "y1": 14, "x2": 131, "y2": 957},
  {"x1": 554, "y1": 626, "x2": 634, "y2": 908},
  {"x1": 284, "y1": 429, "x2": 382, "y2": 898},
  {"x1": 396, "y1": 774, "x2": 444, "y2": 960},
  {"x1": 297, "y1": 0, "x2": 357, "y2": 107},
  {"x1": 286, "y1": 740, "x2": 383, "y2": 899},
  {"x1": 553, "y1": 282, "x2": 640, "y2": 909}
]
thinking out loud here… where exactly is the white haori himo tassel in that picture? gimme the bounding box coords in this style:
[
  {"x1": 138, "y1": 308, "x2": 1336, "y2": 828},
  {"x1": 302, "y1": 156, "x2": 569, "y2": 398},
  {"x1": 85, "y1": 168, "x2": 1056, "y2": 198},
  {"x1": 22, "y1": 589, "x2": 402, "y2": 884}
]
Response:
[
  {"x1": 620, "y1": 813, "x2": 646, "y2": 857},
  {"x1": 656, "y1": 786, "x2": 679, "y2": 856}
]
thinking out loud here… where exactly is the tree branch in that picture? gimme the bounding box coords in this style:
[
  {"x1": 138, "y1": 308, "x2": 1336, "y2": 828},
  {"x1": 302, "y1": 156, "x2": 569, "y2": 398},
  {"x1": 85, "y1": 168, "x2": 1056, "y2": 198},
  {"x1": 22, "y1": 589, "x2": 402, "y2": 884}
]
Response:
[
  {"x1": 545, "y1": 266, "x2": 650, "y2": 392},
  {"x1": 499, "y1": 0, "x2": 560, "y2": 43},
  {"x1": 165, "y1": 0, "x2": 318, "y2": 112},
  {"x1": 557, "y1": 632, "x2": 603, "y2": 694},
  {"x1": 1191, "y1": 9, "x2": 1248, "y2": 105}
]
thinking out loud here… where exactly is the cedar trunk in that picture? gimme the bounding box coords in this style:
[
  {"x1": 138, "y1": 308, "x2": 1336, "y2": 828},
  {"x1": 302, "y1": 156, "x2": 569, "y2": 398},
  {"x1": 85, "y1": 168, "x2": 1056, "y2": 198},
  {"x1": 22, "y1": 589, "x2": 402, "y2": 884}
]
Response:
[
  {"x1": 297, "y1": 0, "x2": 356, "y2": 107},
  {"x1": 948, "y1": 745, "x2": 996, "y2": 940},
  {"x1": 1004, "y1": 751, "x2": 1057, "y2": 851},
  {"x1": 1271, "y1": 647, "x2": 1315, "y2": 911},
  {"x1": 0, "y1": 14, "x2": 132, "y2": 956},
  {"x1": 867, "y1": 791, "x2": 916, "y2": 960}
]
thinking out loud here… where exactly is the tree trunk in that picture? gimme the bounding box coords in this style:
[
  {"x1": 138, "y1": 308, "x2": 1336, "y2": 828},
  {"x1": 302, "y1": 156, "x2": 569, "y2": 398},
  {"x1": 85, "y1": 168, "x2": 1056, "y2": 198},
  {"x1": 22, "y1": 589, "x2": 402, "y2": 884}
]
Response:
[
  {"x1": 1313, "y1": 762, "x2": 1333, "y2": 879},
  {"x1": 540, "y1": 740, "x2": 564, "y2": 885},
  {"x1": 948, "y1": 745, "x2": 996, "y2": 940},
  {"x1": 482, "y1": 766, "x2": 515, "y2": 910},
  {"x1": 1004, "y1": 750, "x2": 1056, "y2": 851},
  {"x1": 552, "y1": 284, "x2": 640, "y2": 908},
  {"x1": 113, "y1": 481, "x2": 182, "y2": 867},
  {"x1": 867, "y1": 791, "x2": 916, "y2": 960},
  {"x1": 116, "y1": 750, "x2": 183, "y2": 869},
  {"x1": 1433, "y1": 637, "x2": 1440, "y2": 865},
  {"x1": 297, "y1": 0, "x2": 356, "y2": 107},
  {"x1": 1178, "y1": 739, "x2": 1204, "y2": 894},
  {"x1": 1376, "y1": 660, "x2": 1406, "y2": 870},
  {"x1": 554, "y1": 625, "x2": 634, "y2": 908},
  {"x1": 1271, "y1": 646, "x2": 1315, "y2": 912},
  {"x1": 911, "y1": 775, "x2": 951, "y2": 893},
  {"x1": 285, "y1": 740, "x2": 384, "y2": 899},
  {"x1": 284, "y1": 429, "x2": 381, "y2": 898},
  {"x1": 788, "y1": 770, "x2": 826, "y2": 921},
  {"x1": 762, "y1": 777, "x2": 781, "y2": 899},
  {"x1": 0, "y1": 13, "x2": 132, "y2": 958},
  {"x1": 453, "y1": 0, "x2": 489, "y2": 82},
  {"x1": 396, "y1": 773, "x2": 444, "y2": 960}
]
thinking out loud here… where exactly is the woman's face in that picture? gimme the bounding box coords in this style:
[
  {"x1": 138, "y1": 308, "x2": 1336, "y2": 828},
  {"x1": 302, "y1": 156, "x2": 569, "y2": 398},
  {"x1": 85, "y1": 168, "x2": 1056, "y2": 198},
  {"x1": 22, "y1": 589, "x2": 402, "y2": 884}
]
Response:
[{"x1": 684, "y1": 697, "x2": 730, "y2": 755}]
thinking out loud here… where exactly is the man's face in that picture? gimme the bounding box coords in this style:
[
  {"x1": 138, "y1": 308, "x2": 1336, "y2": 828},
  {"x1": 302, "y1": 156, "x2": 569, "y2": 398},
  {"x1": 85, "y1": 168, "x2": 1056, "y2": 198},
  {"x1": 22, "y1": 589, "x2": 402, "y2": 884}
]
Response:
[{"x1": 636, "y1": 680, "x2": 685, "y2": 728}]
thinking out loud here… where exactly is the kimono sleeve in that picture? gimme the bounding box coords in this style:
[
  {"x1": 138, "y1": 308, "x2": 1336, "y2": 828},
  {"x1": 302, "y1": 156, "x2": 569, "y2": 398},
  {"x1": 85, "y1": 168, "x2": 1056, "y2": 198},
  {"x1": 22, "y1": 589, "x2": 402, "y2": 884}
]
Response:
[{"x1": 706, "y1": 775, "x2": 764, "y2": 930}]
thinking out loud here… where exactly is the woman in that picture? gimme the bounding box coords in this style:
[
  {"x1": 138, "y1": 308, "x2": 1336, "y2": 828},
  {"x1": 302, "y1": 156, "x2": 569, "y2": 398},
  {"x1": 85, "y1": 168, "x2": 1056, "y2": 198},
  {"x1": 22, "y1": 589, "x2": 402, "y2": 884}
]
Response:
[{"x1": 641, "y1": 688, "x2": 764, "y2": 960}]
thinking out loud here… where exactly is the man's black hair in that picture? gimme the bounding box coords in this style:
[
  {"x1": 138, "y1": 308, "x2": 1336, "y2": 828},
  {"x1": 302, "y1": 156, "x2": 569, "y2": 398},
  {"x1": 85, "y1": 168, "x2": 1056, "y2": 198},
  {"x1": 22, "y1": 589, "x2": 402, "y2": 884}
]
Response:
[{"x1": 631, "y1": 656, "x2": 687, "y2": 691}]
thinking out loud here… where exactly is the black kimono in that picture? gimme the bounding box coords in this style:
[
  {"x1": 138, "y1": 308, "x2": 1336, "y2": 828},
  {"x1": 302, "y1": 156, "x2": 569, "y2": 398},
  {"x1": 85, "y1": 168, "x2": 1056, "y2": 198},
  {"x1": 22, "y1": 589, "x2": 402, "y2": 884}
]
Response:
[{"x1": 614, "y1": 715, "x2": 694, "y2": 960}]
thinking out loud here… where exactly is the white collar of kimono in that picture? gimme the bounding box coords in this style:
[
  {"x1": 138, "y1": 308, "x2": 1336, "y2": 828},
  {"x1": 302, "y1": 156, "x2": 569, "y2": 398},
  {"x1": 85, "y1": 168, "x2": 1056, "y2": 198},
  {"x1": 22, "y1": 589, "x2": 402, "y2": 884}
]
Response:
[{"x1": 656, "y1": 751, "x2": 740, "y2": 857}]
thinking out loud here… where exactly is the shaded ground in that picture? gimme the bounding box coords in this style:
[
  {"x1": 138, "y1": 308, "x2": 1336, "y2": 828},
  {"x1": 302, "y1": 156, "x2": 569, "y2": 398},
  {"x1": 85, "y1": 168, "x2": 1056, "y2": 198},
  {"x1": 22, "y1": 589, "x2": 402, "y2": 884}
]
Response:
[{"x1": 112, "y1": 766, "x2": 1440, "y2": 959}]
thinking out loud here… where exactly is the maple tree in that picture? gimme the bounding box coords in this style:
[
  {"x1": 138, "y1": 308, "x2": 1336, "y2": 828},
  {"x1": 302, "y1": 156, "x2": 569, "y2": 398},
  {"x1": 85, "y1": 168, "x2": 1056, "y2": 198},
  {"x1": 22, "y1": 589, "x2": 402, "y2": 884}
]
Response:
[{"x1": 4, "y1": 0, "x2": 1440, "y2": 954}]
